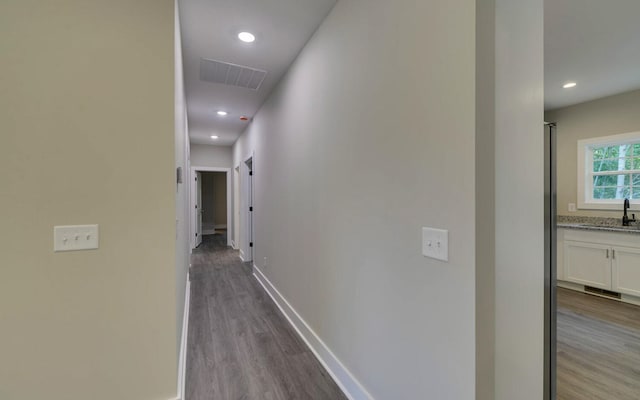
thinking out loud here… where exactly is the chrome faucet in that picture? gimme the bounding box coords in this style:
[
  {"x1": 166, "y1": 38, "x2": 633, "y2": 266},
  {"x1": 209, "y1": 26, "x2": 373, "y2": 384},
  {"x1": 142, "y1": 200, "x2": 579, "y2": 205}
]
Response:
[{"x1": 622, "y1": 198, "x2": 636, "y2": 226}]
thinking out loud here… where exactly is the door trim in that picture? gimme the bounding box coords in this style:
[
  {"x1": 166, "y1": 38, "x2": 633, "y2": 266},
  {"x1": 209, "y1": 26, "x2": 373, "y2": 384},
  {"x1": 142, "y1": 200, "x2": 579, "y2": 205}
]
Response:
[
  {"x1": 544, "y1": 122, "x2": 557, "y2": 400},
  {"x1": 241, "y1": 154, "x2": 254, "y2": 262},
  {"x1": 233, "y1": 165, "x2": 241, "y2": 249}
]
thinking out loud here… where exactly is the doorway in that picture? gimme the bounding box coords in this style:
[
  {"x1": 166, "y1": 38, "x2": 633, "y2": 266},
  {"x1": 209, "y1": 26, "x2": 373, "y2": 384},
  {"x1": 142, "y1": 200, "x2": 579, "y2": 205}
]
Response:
[
  {"x1": 547, "y1": 120, "x2": 640, "y2": 400},
  {"x1": 191, "y1": 167, "x2": 232, "y2": 248},
  {"x1": 545, "y1": 2, "x2": 640, "y2": 398}
]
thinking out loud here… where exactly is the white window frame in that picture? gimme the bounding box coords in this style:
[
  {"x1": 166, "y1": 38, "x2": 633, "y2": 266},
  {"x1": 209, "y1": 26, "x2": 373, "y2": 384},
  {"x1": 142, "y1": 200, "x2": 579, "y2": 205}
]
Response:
[{"x1": 578, "y1": 131, "x2": 640, "y2": 210}]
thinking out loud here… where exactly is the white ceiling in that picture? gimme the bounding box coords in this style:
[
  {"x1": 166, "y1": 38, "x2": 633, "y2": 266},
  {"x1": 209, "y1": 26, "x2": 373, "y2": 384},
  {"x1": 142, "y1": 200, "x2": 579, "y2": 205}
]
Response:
[
  {"x1": 179, "y1": 0, "x2": 336, "y2": 146},
  {"x1": 545, "y1": 0, "x2": 640, "y2": 110},
  {"x1": 180, "y1": 0, "x2": 640, "y2": 132}
]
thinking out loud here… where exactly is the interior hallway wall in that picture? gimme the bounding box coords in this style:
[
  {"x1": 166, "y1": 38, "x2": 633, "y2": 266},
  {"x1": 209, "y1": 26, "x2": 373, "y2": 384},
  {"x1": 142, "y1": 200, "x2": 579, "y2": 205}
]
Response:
[
  {"x1": 0, "y1": 1, "x2": 177, "y2": 399},
  {"x1": 233, "y1": 0, "x2": 477, "y2": 397},
  {"x1": 475, "y1": 0, "x2": 496, "y2": 398},
  {"x1": 175, "y1": 0, "x2": 191, "y2": 370},
  {"x1": 546, "y1": 89, "x2": 640, "y2": 218},
  {"x1": 494, "y1": 0, "x2": 544, "y2": 398},
  {"x1": 190, "y1": 144, "x2": 233, "y2": 168}
]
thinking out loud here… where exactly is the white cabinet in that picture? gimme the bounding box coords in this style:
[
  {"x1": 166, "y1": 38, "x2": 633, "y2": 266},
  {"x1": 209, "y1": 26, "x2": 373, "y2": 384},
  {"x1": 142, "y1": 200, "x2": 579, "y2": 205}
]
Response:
[
  {"x1": 564, "y1": 241, "x2": 611, "y2": 289},
  {"x1": 556, "y1": 229, "x2": 565, "y2": 281},
  {"x1": 612, "y1": 246, "x2": 640, "y2": 297},
  {"x1": 558, "y1": 228, "x2": 640, "y2": 302}
]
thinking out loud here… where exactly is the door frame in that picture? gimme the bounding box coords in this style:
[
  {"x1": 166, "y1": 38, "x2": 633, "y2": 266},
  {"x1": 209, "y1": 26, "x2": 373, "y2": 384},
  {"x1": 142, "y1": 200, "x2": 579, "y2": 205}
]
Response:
[
  {"x1": 190, "y1": 166, "x2": 232, "y2": 248},
  {"x1": 544, "y1": 122, "x2": 557, "y2": 400},
  {"x1": 238, "y1": 152, "x2": 254, "y2": 262},
  {"x1": 233, "y1": 165, "x2": 240, "y2": 249},
  {"x1": 195, "y1": 171, "x2": 203, "y2": 248}
]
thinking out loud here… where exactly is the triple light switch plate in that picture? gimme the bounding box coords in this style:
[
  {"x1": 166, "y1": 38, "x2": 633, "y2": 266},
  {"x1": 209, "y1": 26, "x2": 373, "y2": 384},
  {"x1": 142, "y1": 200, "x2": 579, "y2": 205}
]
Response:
[{"x1": 54, "y1": 225, "x2": 99, "y2": 252}]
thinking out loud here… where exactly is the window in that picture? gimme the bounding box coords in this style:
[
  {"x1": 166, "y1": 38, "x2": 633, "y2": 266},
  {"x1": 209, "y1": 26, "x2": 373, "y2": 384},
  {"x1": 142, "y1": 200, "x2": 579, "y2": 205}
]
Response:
[{"x1": 578, "y1": 131, "x2": 640, "y2": 210}]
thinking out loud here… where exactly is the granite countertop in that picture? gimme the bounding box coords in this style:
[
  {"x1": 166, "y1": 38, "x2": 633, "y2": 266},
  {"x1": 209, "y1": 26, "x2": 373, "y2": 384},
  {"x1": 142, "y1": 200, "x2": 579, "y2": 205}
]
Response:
[{"x1": 557, "y1": 216, "x2": 640, "y2": 234}]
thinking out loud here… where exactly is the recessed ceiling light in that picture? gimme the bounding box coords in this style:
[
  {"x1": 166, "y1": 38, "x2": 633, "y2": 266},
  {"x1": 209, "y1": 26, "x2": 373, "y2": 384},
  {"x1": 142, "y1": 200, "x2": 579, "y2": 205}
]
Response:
[
  {"x1": 210, "y1": 135, "x2": 219, "y2": 140},
  {"x1": 217, "y1": 110, "x2": 228, "y2": 116},
  {"x1": 563, "y1": 82, "x2": 577, "y2": 89},
  {"x1": 238, "y1": 32, "x2": 256, "y2": 43}
]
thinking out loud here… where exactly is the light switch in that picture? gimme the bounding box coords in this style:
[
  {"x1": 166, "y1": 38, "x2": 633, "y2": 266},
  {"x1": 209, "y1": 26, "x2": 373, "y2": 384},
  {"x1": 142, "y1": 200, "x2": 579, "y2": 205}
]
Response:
[
  {"x1": 422, "y1": 227, "x2": 448, "y2": 262},
  {"x1": 54, "y1": 225, "x2": 99, "y2": 252}
]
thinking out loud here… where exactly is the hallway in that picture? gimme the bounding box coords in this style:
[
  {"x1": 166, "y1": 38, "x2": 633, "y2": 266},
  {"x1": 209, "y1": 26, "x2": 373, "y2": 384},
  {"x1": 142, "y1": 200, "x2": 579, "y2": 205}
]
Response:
[{"x1": 186, "y1": 235, "x2": 347, "y2": 400}]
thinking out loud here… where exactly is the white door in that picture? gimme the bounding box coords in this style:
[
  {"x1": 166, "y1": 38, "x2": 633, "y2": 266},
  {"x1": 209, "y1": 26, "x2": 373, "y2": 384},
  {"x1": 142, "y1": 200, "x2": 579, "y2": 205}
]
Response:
[
  {"x1": 612, "y1": 246, "x2": 640, "y2": 297},
  {"x1": 195, "y1": 171, "x2": 203, "y2": 247},
  {"x1": 234, "y1": 166, "x2": 240, "y2": 248},
  {"x1": 248, "y1": 162, "x2": 253, "y2": 261},
  {"x1": 564, "y1": 240, "x2": 611, "y2": 289}
]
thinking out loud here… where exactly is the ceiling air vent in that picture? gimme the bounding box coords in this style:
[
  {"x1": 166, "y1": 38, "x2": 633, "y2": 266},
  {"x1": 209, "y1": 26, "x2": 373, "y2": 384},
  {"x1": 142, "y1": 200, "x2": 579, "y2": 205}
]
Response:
[{"x1": 200, "y1": 58, "x2": 267, "y2": 91}]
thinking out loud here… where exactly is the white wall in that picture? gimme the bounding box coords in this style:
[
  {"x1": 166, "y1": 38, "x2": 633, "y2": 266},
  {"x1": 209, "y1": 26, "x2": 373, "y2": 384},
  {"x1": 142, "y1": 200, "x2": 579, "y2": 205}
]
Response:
[
  {"x1": 475, "y1": 0, "x2": 496, "y2": 398},
  {"x1": 546, "y1": 89, "x2": 640, "y2": 218},
  {"x1": 175, "y1": 0, "x2": 190, "y2": 369},
  {"x1": 233, "y1": 0, "x2": 477, "y2": 398},
  {"x1": 190, "y1": 144, "x2": 233, "y2": 168},
  {"x1": 0, "y1": 1, "x2": 177, "y2": 399},
  {"x1": 494, "y1": 0, "x2": 544, "y2": 399}
]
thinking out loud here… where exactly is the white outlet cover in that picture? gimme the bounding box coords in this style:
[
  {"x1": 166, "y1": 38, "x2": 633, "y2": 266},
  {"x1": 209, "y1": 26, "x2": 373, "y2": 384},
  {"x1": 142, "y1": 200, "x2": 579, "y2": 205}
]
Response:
[
  {"x1": 422, "y1": 227, "x2": 449, "y2": 262},
  {"x1": 568, "y1": 203, "x2": 577, "y2": 212},
  {"x1": 54, "y1": 225, "x2": 99, "y2": 252}
]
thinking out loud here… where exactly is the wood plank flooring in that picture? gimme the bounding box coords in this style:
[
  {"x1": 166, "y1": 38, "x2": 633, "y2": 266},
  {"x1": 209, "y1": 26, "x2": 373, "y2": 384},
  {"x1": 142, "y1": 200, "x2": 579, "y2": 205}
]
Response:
[
  {"x1": 186, "y1": 236, "x2": 640, "y2": 399},
  {"x1": 186, "y1": 234, "x2": 347, "y2": 400},
  {"x1": 557, "y1": 287, "x2": 640, "y2": 400}
]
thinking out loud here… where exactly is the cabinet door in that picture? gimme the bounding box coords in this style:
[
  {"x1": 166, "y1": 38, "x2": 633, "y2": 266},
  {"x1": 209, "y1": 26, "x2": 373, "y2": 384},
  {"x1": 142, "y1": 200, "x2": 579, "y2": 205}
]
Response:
[
  {"x1": 564, "y1": 241, "x2": 611, "y2": 289},
  {"x1": 557, "y1": 230, "x2": 565, "y2": 281},
  {"x1": 612, "y1": 246, "x2": 640, "y2": 297}
]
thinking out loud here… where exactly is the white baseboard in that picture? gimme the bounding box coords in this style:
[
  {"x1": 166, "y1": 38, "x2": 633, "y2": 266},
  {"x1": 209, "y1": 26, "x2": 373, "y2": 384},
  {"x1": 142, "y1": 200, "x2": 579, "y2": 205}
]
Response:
[
  {"x1": 173, "y1": 273, "x2": 191, "y2": 400},
  {"x1": 622, "y1": 293, "x2": 640, "y2": 306},
  {"x1": 239, "y1": 250, "x2": 246, "y2": 262},
  {"x1": 557, "y1": 280, "x2": 582, "y2": 292},
  {"x1": 252, "y1": 265, "x2": 374, "y2": 400},
  {"x1": 558, "y1": 280, "x2": 640, "y2": 306}
]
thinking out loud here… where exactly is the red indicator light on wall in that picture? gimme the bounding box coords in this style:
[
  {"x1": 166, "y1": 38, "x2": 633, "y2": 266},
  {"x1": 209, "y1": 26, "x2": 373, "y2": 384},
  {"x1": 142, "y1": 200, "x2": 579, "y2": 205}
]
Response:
[{"x1": 240, "y1": 116, "x2": 249, "y2": 121}]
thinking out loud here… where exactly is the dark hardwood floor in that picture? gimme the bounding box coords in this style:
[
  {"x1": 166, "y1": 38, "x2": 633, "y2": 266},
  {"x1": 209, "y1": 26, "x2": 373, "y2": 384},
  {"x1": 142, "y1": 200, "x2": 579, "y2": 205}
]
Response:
[
  {"x1": 557, "y1": 287, "x2": 640, "y2": 400},
  {"x1": 186, "y1": 237, "x2": 640, "y2": 399},
  {"x1": 186, "y1": 234, "x2": 347, "y2": 400}
]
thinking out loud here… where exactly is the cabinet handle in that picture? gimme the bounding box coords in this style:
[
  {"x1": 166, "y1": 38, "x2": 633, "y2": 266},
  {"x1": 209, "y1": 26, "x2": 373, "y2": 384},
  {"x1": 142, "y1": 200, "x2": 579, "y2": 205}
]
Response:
[
  {"x1": 612, "y1": 249, "x2": 615, "y2": 259},
  {"x1": 606, "y1": 249, "x2": 609, "y2": 258}
]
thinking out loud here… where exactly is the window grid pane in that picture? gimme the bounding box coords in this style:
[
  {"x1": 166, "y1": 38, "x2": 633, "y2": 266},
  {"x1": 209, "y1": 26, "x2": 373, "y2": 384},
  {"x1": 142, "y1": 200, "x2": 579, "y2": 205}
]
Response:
[
  {"x1": 592, "y1": 173, "x2": 633, "y2": 200},
  {"x1": 593, "y1": 174, "x2": 630, "y2": 187},
  {"x1": 585, "y1": 137, "x2": 640, "y2": 204},
  {"x1": 592, "y1": 157, "x2": 640, "y2": 172}
]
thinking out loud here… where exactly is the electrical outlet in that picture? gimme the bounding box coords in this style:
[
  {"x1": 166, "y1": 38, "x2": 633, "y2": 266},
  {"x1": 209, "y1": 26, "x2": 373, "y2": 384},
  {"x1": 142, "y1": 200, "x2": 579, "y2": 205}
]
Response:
[
  {"x1": 568, "y1": 203, "x2": 577, "y2": 212},
  {"x1": 422, "y1": 227, "x2": 449, "y2": 262}
]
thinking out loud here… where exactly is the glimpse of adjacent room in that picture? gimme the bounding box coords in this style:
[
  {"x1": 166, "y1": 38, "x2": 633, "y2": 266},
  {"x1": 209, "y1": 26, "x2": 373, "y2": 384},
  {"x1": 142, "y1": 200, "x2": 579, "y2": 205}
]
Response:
[
  {"x1": 546, "y1": 1, "x2": 640, "y2": 399},
  {"x1": 192, "y1": 170, "x2": 230, "y2": 248},
  {"x1": 200, "y1": 172, "x2": 227, "y2": 236}
]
